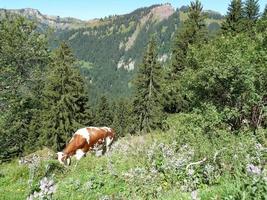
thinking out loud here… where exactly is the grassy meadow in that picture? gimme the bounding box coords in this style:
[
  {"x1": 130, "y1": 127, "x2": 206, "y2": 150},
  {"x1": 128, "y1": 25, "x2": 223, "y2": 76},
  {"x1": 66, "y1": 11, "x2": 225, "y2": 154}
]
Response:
[{"x1": 1, "y1": 114, "x2": 266, "y2": 200}]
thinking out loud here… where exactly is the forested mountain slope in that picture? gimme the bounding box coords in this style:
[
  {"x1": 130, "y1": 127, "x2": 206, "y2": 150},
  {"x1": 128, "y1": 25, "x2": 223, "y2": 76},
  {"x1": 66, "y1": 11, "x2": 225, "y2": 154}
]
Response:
[{"x1": 1, "y1": 4, "x2": 223, "y2": 101}]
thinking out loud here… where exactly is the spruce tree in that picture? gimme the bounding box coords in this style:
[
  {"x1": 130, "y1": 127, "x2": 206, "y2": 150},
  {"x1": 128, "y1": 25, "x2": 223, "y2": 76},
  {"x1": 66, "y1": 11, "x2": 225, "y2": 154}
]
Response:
[
  {"x1": 0, "y1": 16, "x2": 49, "y2": 160},
  {"x1": 133, "y1": 37, "x2": 165, "y2": 133},
  {"x1": 171, "y1": 0, "x2": 206, "y2": 76},
  {"x1": 222, "y1": 0, "x2": 244, "y2": 34},
  {"x1": 40, "y1": 43, "x2": 89, "y2": 151},
  {"x1": 112, "y1": 99, "x2": 132, "y2": 137},
  {"x1": 165, "y1": 0, "x2": 207, "y2": 113},
  {"x1": 94, "y1": 95, "x2": 113, "y2": 127},
  {"x1": 244, "y1": 0, "x2": 260, "y2": 21},
  {"x1": 263, "y1": 5, "x2": 267, "y2": 19},
  {"x1": 243, "y1": 0, "x2": 260, "y2": 31}
]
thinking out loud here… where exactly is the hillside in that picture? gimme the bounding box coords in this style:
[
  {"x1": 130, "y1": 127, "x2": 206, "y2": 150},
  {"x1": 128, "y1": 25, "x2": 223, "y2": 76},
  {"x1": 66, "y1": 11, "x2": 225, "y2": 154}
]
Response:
[
  {"x1": 51, "y1": 4, "x2": 180, "y2": 101},
  {"x1": 0, "y1": 4, "x2": 223, "y2": 102},
  {"x1": 0, "y1": 114, "x2": 266, "y2": 200},
  {"x1": 1, "y1": 1, "x2": 267, "y2": 199},
  {"x1": 51, "y1": 4, "x2": 223, "y2": 101}
]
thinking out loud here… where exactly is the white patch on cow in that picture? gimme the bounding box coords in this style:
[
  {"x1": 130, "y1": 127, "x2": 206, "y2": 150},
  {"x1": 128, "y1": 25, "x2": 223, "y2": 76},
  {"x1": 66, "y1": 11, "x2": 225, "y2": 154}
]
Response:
[
  {"x1": 89, "y1": 126, "x2": 100, "y2": 131},
  {"x1": 75, "y1": 149, "x2": 85, "y2": 160},
  {"x1": 105, "y1": 136, "x2": 113, "y2": 152},
  {"x1": 57, "y1": 152, "x2": 65, "y2": 164},
  {"x1": 102, "y1": 127, "x2": 111, "y2": 132},
  {"x1": 75, "y1": 128, "x2": 90, "y2": 144}
]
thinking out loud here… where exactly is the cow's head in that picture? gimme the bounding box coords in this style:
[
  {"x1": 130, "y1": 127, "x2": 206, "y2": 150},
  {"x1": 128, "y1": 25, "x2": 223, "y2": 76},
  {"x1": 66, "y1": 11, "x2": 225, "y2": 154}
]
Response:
[{"x1": 56, "y1": 152, "x2": 71, "y2": 165}]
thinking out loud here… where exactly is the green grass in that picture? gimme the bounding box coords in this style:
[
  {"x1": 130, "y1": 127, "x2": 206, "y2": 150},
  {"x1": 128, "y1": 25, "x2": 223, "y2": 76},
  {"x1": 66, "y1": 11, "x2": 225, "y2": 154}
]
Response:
[
  {"x1": 0, "y1": 161, "x2": 29, "y2": 200},
  {"x1": 0, "y1": 113, "x2": 266, "y2": 199}
]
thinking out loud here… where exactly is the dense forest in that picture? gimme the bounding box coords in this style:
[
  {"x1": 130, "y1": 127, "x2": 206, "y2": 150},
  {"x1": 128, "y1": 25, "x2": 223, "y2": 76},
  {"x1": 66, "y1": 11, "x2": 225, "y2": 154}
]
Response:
[
  {"x1": 0, "y1": 0, "x2": 267, "y2": 199},
  {"x1": 50, "y1": 4, "x2": 223, "y2": 102}
]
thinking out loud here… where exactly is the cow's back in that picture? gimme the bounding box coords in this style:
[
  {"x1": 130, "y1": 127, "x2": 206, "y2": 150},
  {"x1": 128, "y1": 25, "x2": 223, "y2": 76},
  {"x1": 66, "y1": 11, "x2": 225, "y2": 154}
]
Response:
[{"x1": 86, "y1": 127, "x2": 106, "y2": 146}]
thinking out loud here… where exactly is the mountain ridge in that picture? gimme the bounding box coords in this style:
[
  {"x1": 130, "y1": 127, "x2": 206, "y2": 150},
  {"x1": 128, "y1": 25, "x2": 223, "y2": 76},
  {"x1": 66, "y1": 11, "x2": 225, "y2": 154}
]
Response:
[
  {"x1": 0, "y1": 4, "x2": 223, "y2": 30},
  {"x1": 0, "y1": 4, "x2": 177, "y2": 30},
  {"x1": 0, "y1": 4, "x2": 224, "y2": 102}
]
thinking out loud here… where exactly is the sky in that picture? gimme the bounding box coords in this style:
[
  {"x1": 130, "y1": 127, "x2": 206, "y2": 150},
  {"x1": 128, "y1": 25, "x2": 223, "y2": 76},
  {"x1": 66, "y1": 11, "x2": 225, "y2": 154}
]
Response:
[{"x1": 0, "y1": 0, "x2": 266, "y2": 20}]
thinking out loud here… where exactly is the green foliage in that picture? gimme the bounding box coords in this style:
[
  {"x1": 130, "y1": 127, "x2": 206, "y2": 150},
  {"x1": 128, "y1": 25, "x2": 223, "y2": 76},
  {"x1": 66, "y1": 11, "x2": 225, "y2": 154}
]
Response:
[
  {"x1": 244, "y1": 0, "x2": 260, "y2": 21},
  {"x1": 40, "y1": 43, "x2": 89, "y2": 151},
  {"x1": 171, "y1": 0, "x2": 207, "y2": 76},
  {"x1": 183, "y1": 33, "x2": 267, "y2": 130},
  {"x1": 133, "y1": 37, "x2": 165, "y2": 133},
  {"x1": 234, "y1": 175, "x2": 267, "y2": 200},
  {"x1": 112, "y1": 99, "x2": 133, "y2": 137},
  {"x1": 50, "y1": 6, "x2": 181, "y2": 102},
  {"x1": 165, "y1": 0, "x2": 207, "y2": 113},
  {"x1": 243, "y1": 0, "x2": 260, "y2": 31},
  {"x1": 1, "y1": 2, "x2": 267, "y2": 199},
  {"x1": 0, "y1": 15, "x2": 50, "y2": 160},
  {"x1": 1, "y1": 112, "x2": 266, "y2": 199},
  {"x1": 263, "y1": 5, "x2": 267, "y2": 19},
  {"x1": 222, "y1": 0, "x2": 244, "y2": 34},
  {"x1": 94, "y1": 95, "x2": 113, "y2": 127}
]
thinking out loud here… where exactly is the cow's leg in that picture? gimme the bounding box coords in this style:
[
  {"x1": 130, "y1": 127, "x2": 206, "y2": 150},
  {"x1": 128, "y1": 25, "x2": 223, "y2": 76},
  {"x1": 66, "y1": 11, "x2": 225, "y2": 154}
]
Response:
[
  {"x1": 75, "y1": 149, "x2": 85, "y2": 160},
  {"x1": 105, "y1": 137, "x2": 113, "y2": 152}
]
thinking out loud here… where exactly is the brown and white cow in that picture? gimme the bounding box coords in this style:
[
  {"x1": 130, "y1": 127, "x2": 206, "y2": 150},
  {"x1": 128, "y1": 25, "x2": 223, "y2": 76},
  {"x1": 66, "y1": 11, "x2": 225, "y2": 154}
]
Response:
[{"x1": 57, "y1": 127, "x2": 115, "y2": 165}]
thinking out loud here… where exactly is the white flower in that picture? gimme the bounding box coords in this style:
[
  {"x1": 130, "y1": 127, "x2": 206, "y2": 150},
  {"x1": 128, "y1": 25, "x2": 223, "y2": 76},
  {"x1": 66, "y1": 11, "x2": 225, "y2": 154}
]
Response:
[
  {"x1": 191, "y1": 190, "x2": 199, "y2": 200},
  {"x1": 188, "y1": 168, "x2": 195, "y2": 176},
  {"x1": 246, "y1": 164, "x2": 261, "y2": 175}
]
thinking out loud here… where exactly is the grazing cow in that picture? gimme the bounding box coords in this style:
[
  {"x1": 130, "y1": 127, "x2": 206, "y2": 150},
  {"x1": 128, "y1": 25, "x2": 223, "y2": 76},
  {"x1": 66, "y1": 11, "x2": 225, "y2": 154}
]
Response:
[{"x1": 57, "y1": 127, "x2": 115, "y2": 165}]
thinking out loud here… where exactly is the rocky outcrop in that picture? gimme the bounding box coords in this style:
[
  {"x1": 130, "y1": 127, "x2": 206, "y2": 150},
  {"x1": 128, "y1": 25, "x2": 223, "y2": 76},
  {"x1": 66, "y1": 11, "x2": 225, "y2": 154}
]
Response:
[
  {"x1": 124, "y1": 4, "x2": 175, "y2": 51},
  {"x1": 150, "y1": 3, "x2": 175, "y2": 21},
  {"x1": 117, "y1": 57, "x2": 135, "y2": 71}
]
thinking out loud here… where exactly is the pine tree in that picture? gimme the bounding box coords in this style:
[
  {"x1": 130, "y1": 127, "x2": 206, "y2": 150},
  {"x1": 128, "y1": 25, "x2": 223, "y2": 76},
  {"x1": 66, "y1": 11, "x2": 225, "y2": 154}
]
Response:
[
  {"x1": 165, "y1": 0, "x2": 207, "y2": 113},
  {"x1": 94, "y1": 95, "x2": 113, "y2": 127},
  {"x1": 133, "y1": 37, "x2": 165, "y2": 133},
  {"x1": 222, "y1": 0, "x2": 244, "y2": 34},
  {"x1": 40, "y1": 43, "x2": 89, "y2": 151}
]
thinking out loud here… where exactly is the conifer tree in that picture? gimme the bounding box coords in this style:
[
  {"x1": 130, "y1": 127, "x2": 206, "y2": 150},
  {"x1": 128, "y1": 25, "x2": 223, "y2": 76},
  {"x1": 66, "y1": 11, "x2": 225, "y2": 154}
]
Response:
[
  {"x1": 165, "y1": 0, "x2": 207, "y2": 113},
  {"x1": 244, "y1": 0, "x2": 260, "y2": 21},
  {"x1": 262, "y1": 5, "x2": 267, "y2": 19},
  {"x1": 171, "y1": 0, "x2": 206, "y2": 76},
  {"x1": 40, "y1": 43, "x2": 89, "y2": 151},
  {"x1": 112, "y1": 99, "x2": 132, "y2": 137},
  {"x1": 243, "y1": 0, "x2": 260, "y2": 31},
  {"x1": 222, "y1": 0, "x2": 244, "y2": 34},
  {"x1": 133, "y1": 37, "x2": 165, "y2": 133},
  {"x1": 0, "y1": 16, "x2": 49, "y2": 160},
  {"x1": 94, "y1": 95, "x2": 113, "y2": 127}
]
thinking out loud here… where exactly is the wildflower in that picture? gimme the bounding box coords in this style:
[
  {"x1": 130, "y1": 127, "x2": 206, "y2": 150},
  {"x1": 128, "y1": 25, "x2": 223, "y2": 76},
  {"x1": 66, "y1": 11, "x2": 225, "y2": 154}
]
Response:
[
  {"x1": 191, "y1": 190, "x2": 199, "y2": 200},
  {"x1": 27, "y1": 177, "x2": 56, "y2": 200},
  {"x1": 188, "y1": 168, "x2": 194, "y2": 176},
  {"x1": 246, "y1": 164, "x2": 261, "y2": 175}
]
